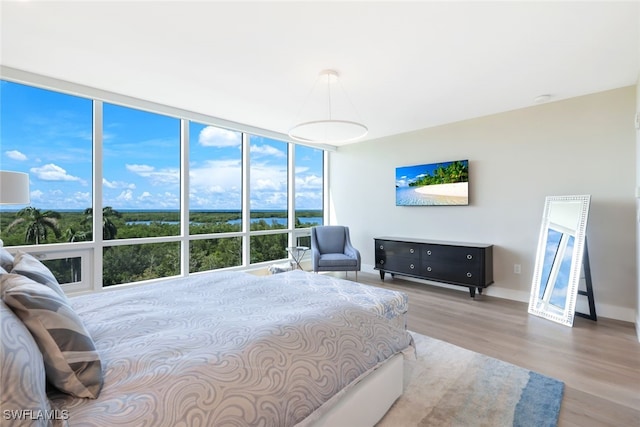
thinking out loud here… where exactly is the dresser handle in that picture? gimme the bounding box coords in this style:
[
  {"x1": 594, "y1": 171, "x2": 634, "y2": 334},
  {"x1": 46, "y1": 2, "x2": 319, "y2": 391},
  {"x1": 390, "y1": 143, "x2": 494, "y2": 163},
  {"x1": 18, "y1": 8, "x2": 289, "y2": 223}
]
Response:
[
  {"x1": 410, "y1": 248, "x2": 415, "y2": 254},
  {"x1": 380, "y1": 260, "x2": 384, "y2": 265},
  {"x1": 426, "y1": 250, "x2": 432, "y2": 255},
  {"x1": 380, "y1": 245, "x2": 384, "y2": 250},
  {"x1": 427, "y1": 266, "x2": 432, "y2": 272},
  {"x1": 467, "y1": 254, "x2": 473, "y2": 260},
  {"x1": 466, "y1": 272, "x2": 472, "y2": 277},
  {"x1": 410, "y1": 264, "x2": 415, "y2": 269}
]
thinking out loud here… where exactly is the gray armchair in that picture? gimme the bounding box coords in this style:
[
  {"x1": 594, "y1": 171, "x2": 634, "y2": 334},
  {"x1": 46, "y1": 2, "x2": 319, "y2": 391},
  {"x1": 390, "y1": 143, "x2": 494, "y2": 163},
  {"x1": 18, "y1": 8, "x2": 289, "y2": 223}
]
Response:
[{"x1": 311, "y1": 225, "x2": 361, "y2": 280}]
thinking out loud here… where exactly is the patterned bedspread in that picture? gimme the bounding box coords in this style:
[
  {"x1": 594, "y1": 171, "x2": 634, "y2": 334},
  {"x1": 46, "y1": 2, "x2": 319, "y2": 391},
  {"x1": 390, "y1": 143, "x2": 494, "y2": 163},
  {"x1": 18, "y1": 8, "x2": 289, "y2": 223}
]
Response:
[{"x1": 49, "y1": 270, "x2": 413, "y2": 426}]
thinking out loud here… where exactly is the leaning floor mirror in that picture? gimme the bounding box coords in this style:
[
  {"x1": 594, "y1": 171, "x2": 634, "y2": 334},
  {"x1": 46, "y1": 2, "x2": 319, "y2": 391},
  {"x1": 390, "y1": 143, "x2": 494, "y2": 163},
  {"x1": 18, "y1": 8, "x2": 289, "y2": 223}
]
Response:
[{"x1": 528, "y1": 195, "x2": 591, "y2": 327}]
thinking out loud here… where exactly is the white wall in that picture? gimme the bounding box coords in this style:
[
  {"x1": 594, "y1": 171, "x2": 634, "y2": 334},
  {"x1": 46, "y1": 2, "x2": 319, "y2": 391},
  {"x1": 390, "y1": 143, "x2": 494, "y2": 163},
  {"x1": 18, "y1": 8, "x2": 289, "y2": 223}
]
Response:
[
  {"x1": 636, "y1": 77, "x2": 640, "y2": 338},
  {"x1": 329, "y1": 87, "x2": 637, "y2": 322}
]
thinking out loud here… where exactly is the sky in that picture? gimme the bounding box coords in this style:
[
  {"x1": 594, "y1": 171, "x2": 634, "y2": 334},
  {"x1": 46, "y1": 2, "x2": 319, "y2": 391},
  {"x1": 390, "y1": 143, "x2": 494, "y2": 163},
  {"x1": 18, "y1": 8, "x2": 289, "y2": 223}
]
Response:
[
  {"x1": 539, "y1": 229, "x2": 574, "y2": 307},
  {"x1": 395, "y1": 160, "x2": 466, "y2": 187},
  {"x1": 1, "y1": 80, "x2": 323, "y2": 211}
]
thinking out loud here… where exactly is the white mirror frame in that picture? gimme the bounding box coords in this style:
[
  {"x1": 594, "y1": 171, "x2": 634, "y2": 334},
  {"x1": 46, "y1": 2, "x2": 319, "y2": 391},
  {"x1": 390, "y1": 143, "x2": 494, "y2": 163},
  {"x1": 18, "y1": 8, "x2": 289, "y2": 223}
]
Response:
[{"x1": 528, "y1": 195, "x2": 591, "y2": 327}]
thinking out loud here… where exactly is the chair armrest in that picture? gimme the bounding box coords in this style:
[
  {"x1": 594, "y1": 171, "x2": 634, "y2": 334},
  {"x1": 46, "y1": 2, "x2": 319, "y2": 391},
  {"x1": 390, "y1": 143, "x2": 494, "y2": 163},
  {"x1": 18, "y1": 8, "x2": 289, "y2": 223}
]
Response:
[
  {"x1": 344, "y1": 242, "x2": 361, "y2": 268},
  {"x1": 311, "y1": 247, "x2": 321, "y2": 271}
]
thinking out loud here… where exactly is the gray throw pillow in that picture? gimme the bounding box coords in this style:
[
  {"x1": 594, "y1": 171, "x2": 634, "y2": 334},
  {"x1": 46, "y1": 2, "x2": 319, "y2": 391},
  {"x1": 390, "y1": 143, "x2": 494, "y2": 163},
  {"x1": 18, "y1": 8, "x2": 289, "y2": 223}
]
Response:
[
  {"x1": 0, "y1": 246, "x2": 14, "y2": 272},
  {"x1": 1, "y1": 273, "x2": 103, "y2": 399},
  {"x1": 11, "y1": 251, "x2": 68, "y2": 300}
]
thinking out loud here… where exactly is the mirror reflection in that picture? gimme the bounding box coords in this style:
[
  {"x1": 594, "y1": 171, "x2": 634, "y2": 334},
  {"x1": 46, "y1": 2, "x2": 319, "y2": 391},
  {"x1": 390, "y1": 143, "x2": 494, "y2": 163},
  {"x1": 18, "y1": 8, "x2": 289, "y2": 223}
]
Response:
[{"x1": 528, "y1": 195, "x2": 590, "y2": 326}]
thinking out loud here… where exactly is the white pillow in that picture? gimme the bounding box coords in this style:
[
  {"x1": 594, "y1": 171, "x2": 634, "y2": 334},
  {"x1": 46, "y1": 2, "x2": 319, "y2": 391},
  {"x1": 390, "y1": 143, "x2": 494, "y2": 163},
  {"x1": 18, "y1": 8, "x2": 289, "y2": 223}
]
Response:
[{"x1": 0, "y1": 299, "x2": 55, "y2": 426}]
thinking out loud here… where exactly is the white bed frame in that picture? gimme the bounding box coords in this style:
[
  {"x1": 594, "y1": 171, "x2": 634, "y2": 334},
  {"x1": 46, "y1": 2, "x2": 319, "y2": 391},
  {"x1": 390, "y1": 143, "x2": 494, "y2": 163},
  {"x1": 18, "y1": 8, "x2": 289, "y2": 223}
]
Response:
[{"x1": 305, "y1": 354, "x2": 404, "y2": 427}]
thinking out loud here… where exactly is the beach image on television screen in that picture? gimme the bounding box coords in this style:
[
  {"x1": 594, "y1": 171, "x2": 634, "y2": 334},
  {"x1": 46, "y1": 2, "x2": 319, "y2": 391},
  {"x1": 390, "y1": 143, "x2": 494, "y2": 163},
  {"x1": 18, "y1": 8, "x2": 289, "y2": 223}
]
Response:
[{"x1": 395, "y1": 160, "x2": 469, "y2": 206}]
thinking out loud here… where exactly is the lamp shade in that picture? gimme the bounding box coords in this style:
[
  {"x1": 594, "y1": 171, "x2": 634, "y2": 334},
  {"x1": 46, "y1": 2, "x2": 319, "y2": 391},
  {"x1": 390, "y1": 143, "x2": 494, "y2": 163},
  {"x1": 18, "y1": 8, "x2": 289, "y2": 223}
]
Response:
[{"x1": 0, "y1": 171, "x2": 30, "y2": 205}]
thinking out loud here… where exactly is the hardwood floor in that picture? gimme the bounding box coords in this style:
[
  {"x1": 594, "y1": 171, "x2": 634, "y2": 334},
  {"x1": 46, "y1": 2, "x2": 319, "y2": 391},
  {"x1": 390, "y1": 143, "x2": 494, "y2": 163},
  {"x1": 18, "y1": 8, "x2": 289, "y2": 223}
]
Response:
[{"x1": 335, "y1": 271, "x2": 640, "y2": 427}]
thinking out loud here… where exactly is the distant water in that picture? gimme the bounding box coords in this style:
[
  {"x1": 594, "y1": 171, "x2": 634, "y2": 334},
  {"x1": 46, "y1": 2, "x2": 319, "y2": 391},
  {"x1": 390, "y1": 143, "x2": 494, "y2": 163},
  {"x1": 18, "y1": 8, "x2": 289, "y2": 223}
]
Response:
[
  {"x1": 127, "y1": 217, "x2": 322, "y2": 226},
  {"x1": 227, "y1": 217, "x2": 322, "y2": 226}
]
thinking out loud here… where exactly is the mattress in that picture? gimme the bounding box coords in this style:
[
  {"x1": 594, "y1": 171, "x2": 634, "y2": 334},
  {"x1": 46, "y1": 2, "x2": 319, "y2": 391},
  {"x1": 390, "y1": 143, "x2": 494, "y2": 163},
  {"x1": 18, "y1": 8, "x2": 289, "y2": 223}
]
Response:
[{"x1": 48, "y1": 270, "x2": 413, "y2": 426}]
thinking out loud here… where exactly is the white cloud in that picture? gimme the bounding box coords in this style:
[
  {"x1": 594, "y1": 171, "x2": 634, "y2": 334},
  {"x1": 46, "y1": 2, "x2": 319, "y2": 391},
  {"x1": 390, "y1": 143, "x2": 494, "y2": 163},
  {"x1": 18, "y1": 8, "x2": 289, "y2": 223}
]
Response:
[
  {"x1": 250, "y1": 144, "x2": 286, "y2": 158},
  {"x1": 126, "y1": 164, "x2": 155, "y2": 174},
  {"x1": 131, "y1": 190, "x2": 178, "y2": 208},
  {"x1": 126, "y1": 163, "x2": 179, "y2": 186},
  {"x1": 253, "y1": 178, "x2": 280, "y2": 191},
  {"x1": 116, "y1": 190, "x2": 134, "y2": 202},
  {"x1": 188, "y1": 159, "x2": 243, "y2": 209},
  {"x1": 295, "y1": 174, "x2": 322, "y2": 190},
  {"x1": 5, "y1": 150, "x2": 27, "y2": 161},
  {"x1": 74, "y1": 192, "x2": 91, "y2": 204},
  {"x1": 30, "y1": 163, "x2": 85, "y2": 184},
  {"x1": 248, "y1": 162, "x2": 288, "y2": 209},
  {"x1": 30, "y1": 189, "x2": 44, "y2": 201},
  {"x1": 189, "y1": 159, "x2": 242, "y2": 193},
  {"x1": 199, "y1": 126, "x2": 241, "y2": 148},
  {"x1": 103, "y1": 178, "x2": 136, "y2": 189}
]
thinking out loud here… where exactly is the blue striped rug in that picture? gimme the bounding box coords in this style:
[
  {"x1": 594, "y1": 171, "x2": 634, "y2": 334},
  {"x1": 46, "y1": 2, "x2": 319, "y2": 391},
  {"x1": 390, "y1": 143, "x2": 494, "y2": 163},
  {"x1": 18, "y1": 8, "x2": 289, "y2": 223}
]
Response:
[{"x1": 377, "y1": 332, "x2": 564, "y2": 427}]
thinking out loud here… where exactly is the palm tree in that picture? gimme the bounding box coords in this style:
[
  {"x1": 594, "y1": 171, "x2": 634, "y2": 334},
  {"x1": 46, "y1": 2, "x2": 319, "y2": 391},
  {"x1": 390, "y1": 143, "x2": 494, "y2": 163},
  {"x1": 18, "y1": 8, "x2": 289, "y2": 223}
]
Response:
[
  {"x1": 81, "y1": 206, "x2": 122, "y2": 240},
  {"x1": 447, "y1": 161, "x2": 469, "y2": 183},
  {"x1": 6, "y1": 206, "x2": 62, "y2": 245},
  {"x1": 65, "y1": 226, "x2": 91, "y2": 242}
]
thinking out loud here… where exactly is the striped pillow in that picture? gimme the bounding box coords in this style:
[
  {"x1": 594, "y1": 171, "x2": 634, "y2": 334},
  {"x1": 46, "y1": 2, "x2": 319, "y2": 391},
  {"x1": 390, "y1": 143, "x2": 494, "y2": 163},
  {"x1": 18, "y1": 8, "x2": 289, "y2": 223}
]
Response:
[
  {"x1": 1, "y1": 273, "x2": 103, "y2": 399},
  {"x1": 11, "y1": 251, "x2": 68, "y2": 300}
]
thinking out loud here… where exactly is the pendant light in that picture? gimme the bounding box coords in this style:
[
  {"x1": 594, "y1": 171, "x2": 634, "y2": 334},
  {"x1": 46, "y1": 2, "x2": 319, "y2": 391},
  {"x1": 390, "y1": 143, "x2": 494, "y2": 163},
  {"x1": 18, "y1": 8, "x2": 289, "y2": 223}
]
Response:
[{"x1": 288, "y1": 70, "x2": 368, "y2": 144}]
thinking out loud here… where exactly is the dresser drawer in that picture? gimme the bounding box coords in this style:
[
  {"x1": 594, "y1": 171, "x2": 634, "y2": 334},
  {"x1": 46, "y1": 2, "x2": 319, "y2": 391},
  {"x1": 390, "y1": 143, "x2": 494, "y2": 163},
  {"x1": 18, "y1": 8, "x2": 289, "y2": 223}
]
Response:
[
  {"x1": 421, "y1": 245, "x2": 483, "y2": 286},
  {"x1": 376, "y1": 256, "x2": 420, "y2": 276},
  {"x1": 375, "y1": 239, "x2": 420, "y2": 260}
]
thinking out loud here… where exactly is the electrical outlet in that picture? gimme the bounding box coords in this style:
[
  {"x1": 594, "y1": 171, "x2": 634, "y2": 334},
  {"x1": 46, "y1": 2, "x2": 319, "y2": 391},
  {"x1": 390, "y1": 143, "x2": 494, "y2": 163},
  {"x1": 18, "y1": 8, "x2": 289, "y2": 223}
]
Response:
[{"x1": 514, "y1": 264, "x2": 521, "y2": 274}]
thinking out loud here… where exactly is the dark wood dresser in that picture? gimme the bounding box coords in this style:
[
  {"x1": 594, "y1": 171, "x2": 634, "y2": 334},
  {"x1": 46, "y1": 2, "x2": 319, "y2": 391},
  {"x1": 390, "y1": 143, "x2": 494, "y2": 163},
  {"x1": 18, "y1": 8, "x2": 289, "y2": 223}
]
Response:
[{"x1": 374, "y1": 236, "x2": 494, "y2": 297}]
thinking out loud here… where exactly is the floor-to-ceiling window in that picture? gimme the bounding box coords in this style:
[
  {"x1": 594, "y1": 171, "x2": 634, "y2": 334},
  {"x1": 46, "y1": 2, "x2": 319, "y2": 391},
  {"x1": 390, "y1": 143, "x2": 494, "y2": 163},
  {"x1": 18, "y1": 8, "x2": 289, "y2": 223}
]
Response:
[
  {"x1": 248, "y1": 135, "x2": 289, "y2": 264},
  {"x1": 188, "y1": 122, "x2": 243, "y2": 272},
  {"x1": 0, "y1": 80, "x2": 93, "y2": 287},
  {"x1": 0, "y1": 78, "x2": 326, "y2": 291},
  {"x1": 294, "y1": 144, "x2": 324, "y2": 247},
  {"x1": 101, "y1": 103, "x2": 181, "y2": 286}
]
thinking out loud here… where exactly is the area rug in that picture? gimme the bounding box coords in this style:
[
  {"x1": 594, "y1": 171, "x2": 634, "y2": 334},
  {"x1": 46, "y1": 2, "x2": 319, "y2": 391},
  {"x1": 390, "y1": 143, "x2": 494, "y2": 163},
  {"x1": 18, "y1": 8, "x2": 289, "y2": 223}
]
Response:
[{"x1": 376, "y1": 332, "x2": 564, "y2": 427}]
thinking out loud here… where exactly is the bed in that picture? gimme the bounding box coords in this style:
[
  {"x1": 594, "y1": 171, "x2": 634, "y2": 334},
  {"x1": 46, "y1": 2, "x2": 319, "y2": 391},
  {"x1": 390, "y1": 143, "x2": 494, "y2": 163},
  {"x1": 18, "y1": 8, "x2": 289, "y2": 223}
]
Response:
[{"x1": 1, "y1": 251, "x2": 414, "y2": 427}]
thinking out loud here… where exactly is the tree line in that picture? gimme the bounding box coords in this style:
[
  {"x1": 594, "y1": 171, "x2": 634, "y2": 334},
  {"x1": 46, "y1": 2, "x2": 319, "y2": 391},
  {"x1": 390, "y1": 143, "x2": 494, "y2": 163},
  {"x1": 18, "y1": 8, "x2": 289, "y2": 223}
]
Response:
[
  {"x1": 409, "y1": 161, "x2": 469, "y2": 187},
  {"x1": 0, "y1": 207, "x2": 318, "y2": 286}
]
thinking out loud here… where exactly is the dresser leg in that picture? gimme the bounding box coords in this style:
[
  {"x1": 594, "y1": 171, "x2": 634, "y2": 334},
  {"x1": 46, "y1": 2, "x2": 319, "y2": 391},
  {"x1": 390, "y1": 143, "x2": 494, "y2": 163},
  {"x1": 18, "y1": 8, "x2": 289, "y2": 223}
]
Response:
[
  {"x1": 379, "y1": 270, "x2": 385, "y2": 280},
  {"x1": 469, "y1": 287, "x2": 476, "y2": 298}
]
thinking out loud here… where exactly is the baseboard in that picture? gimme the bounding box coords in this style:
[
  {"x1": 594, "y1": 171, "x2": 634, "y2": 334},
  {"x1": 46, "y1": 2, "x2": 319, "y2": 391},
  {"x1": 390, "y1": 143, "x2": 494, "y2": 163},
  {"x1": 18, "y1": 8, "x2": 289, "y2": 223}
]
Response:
[{"x1": 361, "y1": 264, "x2": 636, "y2": 323}]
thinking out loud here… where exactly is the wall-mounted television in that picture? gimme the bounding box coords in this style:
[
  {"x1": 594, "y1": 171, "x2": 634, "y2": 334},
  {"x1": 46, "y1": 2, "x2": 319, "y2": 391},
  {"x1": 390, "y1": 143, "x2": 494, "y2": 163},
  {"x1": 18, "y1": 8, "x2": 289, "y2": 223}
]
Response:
[{"x1": 396, "y1": 159, "x2": 469, "y2": 206}]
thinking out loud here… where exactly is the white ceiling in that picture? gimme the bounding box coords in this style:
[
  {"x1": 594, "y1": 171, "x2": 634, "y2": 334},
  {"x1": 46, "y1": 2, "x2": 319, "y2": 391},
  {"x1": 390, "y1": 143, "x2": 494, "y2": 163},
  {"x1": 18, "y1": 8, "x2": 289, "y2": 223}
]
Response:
[{"x1": 2, "y1": 1, "x2": 639, "y2": 147}]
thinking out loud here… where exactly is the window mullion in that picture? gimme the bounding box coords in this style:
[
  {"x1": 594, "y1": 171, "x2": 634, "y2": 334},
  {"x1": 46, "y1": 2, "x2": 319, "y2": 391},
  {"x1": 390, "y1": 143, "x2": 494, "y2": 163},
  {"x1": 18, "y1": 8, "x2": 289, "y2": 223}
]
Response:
[
  {"x1": 180, "y1": 119, "x2": 190, "y2": 276},
  {"x1": 288, "y1": 143, "x2": 295, "y2": 247},
  {"x1": 93, "y1": 100, "x2": 104, "y2": 291},
  {"x1": 242, "y1": 133, "x2": 250, "y2": 267}
]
